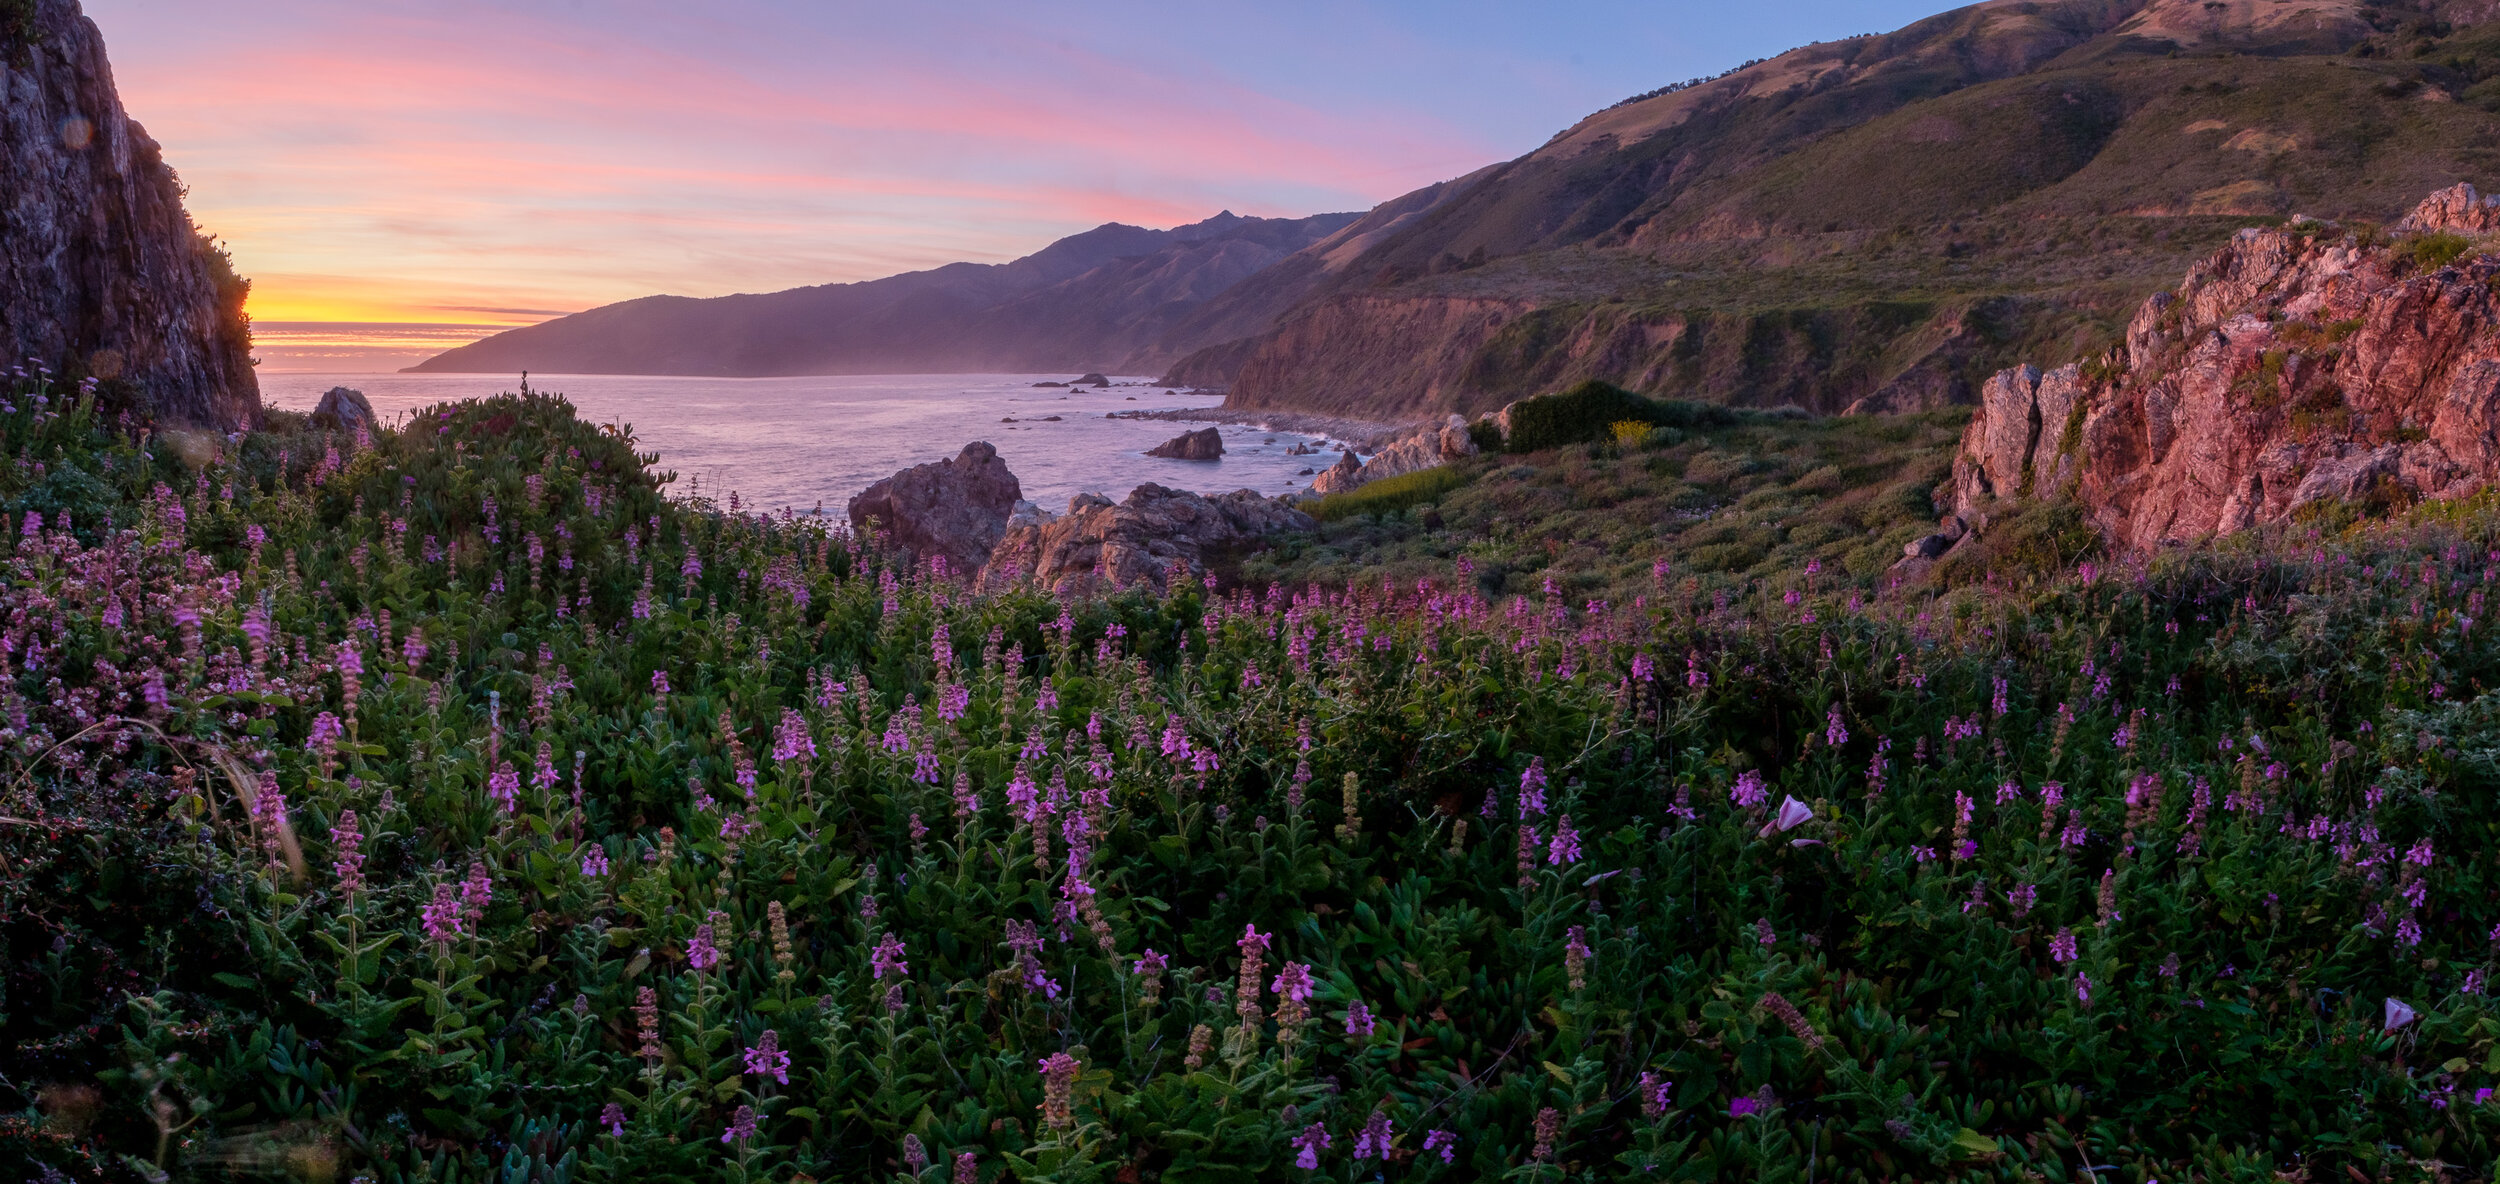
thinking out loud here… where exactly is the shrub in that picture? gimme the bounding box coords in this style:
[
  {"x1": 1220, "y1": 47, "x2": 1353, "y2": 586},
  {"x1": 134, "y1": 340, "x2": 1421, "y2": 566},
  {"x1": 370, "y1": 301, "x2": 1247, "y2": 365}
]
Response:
[
  {"x1": 1499, "y1": 380, "x2": 1740, "y2": 453},
  {"x1": 1609, "y1": 419, "x2": 1652, "y2": 446},
  {"x1": 2400, "y1": 231, "x2": 2475, "y2": 272}
]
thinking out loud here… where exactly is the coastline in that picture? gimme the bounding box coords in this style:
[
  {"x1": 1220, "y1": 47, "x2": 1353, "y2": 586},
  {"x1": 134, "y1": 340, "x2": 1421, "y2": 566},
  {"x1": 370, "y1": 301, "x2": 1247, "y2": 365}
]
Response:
[{"x1": 1107, "y1": 406, "x2": 1418, "y2": 453}]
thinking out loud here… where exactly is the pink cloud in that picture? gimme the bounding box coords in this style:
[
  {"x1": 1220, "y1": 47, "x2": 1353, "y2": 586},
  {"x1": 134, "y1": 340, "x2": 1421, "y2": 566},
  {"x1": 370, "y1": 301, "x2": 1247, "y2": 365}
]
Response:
[{"x1": 89, "y1": 0, "x2": 1499, "y2": 322}]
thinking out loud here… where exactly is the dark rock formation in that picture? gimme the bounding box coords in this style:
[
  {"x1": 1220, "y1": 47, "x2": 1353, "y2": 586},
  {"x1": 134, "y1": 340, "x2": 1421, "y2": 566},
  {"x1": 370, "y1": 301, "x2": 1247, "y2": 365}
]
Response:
[
  {"x1": 847, "y1": 442, "x2": 1023, "y2": 578},
  {"x1": 311, "y1": 386, "x2": 374, "y2": 429},
  {"x1": 2, "y1": 0, "x2": 257, "y2": 428},
  {"x1": 1145, "y1": 427, "x2": 1223, "y2": 459},
  {"x1": 1952, "y1": 184, "x2": 2500, "y2": 551},
  {"x1": 985, "y1": 484, "x2": 1313, "y2": 594},
  {"x1": 1075, "y1": 373, "x2": 1111, "y2": 387}
]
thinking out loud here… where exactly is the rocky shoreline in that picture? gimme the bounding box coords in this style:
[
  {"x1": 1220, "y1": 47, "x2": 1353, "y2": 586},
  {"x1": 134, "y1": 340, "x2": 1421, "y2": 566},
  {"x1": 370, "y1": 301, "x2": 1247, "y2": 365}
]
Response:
[{"x1": 1104, "y1": 406, "x2": 1416, "y2": 452}]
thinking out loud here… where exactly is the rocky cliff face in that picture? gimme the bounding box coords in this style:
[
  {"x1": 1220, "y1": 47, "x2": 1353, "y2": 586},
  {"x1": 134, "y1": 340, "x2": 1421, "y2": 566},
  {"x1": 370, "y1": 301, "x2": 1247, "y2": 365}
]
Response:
[
  {"x1": 2, "y1": 0, "x2": 257, "y2": 428},
  {"x1": 1952, "y1": 184, "x2": 2500, "y2": 551}
]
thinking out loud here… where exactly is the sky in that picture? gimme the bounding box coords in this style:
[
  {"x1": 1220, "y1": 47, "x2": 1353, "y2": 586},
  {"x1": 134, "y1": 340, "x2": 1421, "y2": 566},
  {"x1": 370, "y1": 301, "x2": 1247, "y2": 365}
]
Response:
[{"x1": 85, "y1": 0, "x2": 1947, "y2": 369}]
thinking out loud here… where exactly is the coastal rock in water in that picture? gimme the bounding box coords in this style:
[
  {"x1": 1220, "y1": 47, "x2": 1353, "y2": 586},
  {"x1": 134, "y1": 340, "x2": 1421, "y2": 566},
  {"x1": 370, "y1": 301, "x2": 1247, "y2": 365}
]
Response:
[
  {"x1": 1076, "y1": 373, "x2": 1111, "y2": 386},
  {"x1": 847, "y1": 441, "x2": 1023, "y2": 578},
  {"x1": 986, "y1": 484, "x2": 1314, "y2": 594},
  {"x1": 1309, "y1": 449, "x2": 1364, "y2": 494},
  {"x1": 1951, "y1": 184, "x2": 2500, "y2": 551},
  {"x1": 1146, "y1": 426, "x2": 1224, "y2": 459},
  {"x1": 1309, "y1": 415, "x2": 1476, "y2": 495},
  {"x1": 2, "y1": 0, "x2": 258, "y2": 428},
  {"x1": 312, "y1": 386, "x2": 375, "y2": 429}
]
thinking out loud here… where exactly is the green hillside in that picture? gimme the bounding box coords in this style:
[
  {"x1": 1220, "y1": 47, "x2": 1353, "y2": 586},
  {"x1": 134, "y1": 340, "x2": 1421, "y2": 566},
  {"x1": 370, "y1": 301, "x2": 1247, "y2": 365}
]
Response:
[{"x1": 1191, "y1": 0, "x2": 2500, "y2": 418}]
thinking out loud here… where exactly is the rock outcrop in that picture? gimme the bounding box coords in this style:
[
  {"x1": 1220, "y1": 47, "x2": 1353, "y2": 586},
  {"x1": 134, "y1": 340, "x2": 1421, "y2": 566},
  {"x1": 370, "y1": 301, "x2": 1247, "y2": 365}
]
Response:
[
  {"x1": 1309, "y1": 449, "x2": 1363, "y2": 495},
  {"x1": 985, "y1": 484, "x2": 1313, "y2": 595},
  {"x1": 1952, "y1": 184, "x2": 2500, "y2": 551},
  {"x1": 847, "y1": 442, "x2": 1023, "y2": 577},
  {"x1": 2, "y1": 0, "x2": 258, "y2": 428},
  {"x1": 1145, "y1": 427, "x2": 1223, "y2": 459},
  {"x1": 1308, "y1": 415, "x2": 1476, "y2": 495},
  {"x1": 311, "y1": 386, "x2": 375, "y2": 429}
]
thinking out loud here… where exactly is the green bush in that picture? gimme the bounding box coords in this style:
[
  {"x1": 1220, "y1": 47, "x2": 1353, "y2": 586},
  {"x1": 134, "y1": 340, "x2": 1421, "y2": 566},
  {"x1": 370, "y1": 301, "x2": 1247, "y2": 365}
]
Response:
[
  {"x1": 2400, "y1": 231, "x2": 2476, "y2": 271},
  {"x1": 1500, "y1": 380, "x2": 1740, "y2": 453},
  {"x1": 1307, "y1": 463, "x2": 1468, "y2": 521}
]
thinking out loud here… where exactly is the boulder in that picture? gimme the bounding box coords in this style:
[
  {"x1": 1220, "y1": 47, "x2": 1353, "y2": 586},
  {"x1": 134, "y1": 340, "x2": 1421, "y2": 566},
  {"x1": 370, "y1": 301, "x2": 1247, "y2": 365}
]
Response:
[
  {"x1": 985, "y1": 484, "x2": 1314, "y2": 594},
  {"x1": 846, "y1": 441, "x2": 1023, "y2": 578},
  {"x1": 1950, "y1": 185, "x2": 2500, "y2": 551},
  {"x1": 1075, "y1": 373, "x2": 1111, "y2": 386},
  {"x1": 311, "y1": 385, "x2": 375, "y2": 429},
  {"x1": 1146, "y1": 426, "x2": 1224, "y2": 459}
]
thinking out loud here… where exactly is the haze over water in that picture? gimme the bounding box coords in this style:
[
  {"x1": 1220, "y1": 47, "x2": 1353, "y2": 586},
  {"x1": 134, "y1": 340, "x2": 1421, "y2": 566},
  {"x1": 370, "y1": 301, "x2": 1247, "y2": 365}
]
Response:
[{"x1": 257, "y1": 373, "x2": 1348, "y2": 516}]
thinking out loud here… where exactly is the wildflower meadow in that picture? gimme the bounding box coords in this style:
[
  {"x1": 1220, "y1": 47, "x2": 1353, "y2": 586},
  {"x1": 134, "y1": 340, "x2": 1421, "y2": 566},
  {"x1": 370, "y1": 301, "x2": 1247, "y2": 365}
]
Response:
[{"x1": 8, "y1": 376, "x2": 2500, "y2": 1181}]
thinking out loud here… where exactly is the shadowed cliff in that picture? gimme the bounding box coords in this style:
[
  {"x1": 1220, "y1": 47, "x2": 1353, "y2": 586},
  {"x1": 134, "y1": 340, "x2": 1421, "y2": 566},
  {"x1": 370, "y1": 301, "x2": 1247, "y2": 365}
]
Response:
[{"x1": 1, "y1": 0, "x2": 258, "y2": 429}]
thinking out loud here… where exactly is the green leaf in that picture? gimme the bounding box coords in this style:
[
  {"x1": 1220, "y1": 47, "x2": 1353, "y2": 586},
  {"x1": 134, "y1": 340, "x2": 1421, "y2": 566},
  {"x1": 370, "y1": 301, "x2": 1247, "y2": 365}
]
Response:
[{"x1": 1950, "y1": 1128, "x2": 2000, "y2": 1159}]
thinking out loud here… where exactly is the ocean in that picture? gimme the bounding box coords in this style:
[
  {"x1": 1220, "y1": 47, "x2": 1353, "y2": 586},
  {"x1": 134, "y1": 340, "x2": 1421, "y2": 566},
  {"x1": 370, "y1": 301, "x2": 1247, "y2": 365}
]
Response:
[{"x1": 256, "y1": 372, "x2": 1353, "y2": 517}]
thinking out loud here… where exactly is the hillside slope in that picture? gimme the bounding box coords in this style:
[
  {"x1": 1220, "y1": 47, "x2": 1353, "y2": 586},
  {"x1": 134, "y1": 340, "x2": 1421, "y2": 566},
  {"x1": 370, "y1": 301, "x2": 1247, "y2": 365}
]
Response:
[
  {"x1": 1180, "y1": 0, "x2": 2500, "y2": 419},
  {"x1": 409, "y1": 211, "x2": 1356, "y2": 377}
]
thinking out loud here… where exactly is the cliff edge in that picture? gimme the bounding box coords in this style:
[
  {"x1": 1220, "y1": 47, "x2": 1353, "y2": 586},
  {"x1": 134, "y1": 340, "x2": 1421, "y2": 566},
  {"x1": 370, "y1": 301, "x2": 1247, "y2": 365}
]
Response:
[
  {"x1": 1, "y1": 0, "x2": 257, "y2": 428},
  {"x1": 1953, "y1": 184, "x2": 2500, "y2": 552}
]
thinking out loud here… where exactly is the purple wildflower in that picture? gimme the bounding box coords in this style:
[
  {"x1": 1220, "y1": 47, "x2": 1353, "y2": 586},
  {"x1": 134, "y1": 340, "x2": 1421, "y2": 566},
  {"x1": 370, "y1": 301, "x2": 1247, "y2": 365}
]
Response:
[
  {"x1": 720, "y1": 1104, "x2": 757, "y2": 1144},
  {"x1": 1352, "y1": 1111, "x2": 1393, "y2": 1160},
  {"x1": 742, "y1": 1030, "x2": 791, "y2": 1085},
  {"x1": 1291, "y1": 1122, "x2": 1329, "y2": 1170},
  {"x1": 330, "y1": 810, "x2": 365, "y2": 895},
  {"x1": 1423, "y1": 1130, "x2": 1457, "y2": 1163},
  {"x1": 1344, "y1": 1000, "x2": 1375, "y2": 1037},
  {"x1": 2050, "y1": 928, "x2": 2078, "y2": 963},
  {"x1": 1547, "y1": 815, "x2": 1582, "y2": 865}
]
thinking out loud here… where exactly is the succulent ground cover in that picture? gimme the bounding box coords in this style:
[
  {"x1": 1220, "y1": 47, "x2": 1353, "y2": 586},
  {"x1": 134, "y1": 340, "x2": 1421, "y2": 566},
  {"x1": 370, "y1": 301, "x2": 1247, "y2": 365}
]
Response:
[{"x1": 8, "y1": 377, "x2": 2500, "y2": 1182}]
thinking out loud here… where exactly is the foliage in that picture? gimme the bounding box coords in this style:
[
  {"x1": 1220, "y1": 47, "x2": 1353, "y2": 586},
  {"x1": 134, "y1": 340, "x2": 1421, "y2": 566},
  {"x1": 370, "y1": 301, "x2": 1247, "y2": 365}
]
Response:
[
  {"x1": 14, "y1": 377, "x2": 2500, "y2": 1182},
  {"x1": 1499, "y1": 383, "x2": 1740, "y2": 455},
  {"x1": 2400, "y1": 232, "x2": 2478, "y2": 272},
  {"x1": 1306, "y1": 465, "x2": 1467, "y2": 523},
  {"x1": 1244, "y1": 408, "x2": 1966, "y2": 602}
]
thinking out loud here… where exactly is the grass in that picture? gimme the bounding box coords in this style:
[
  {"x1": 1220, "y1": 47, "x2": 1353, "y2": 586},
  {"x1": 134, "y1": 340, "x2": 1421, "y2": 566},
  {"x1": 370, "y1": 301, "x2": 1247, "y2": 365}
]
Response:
[
  {"x1": 1238, "y1": 406, "x2": 1970, "y2": 602},
  {"x1": 1306, "y1": 464, "x2": 1467, "y2": 522}
]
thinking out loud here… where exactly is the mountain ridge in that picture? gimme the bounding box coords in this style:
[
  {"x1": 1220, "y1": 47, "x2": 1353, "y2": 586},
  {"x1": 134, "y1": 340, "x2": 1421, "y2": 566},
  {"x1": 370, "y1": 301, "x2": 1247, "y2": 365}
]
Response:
[
  {"x1": 407, "y1": 210, "x2": 1358, "y2": 377},
  {"x1": 1172, "y1": 0, "x2": 2500, "y2": 420}
]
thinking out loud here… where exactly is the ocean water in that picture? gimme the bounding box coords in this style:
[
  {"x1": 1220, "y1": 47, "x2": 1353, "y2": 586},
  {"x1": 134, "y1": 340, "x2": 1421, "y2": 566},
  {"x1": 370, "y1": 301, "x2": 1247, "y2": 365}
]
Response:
[{"x1": 256, "y1": 372, "x2": 1354, "y2": 516}]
